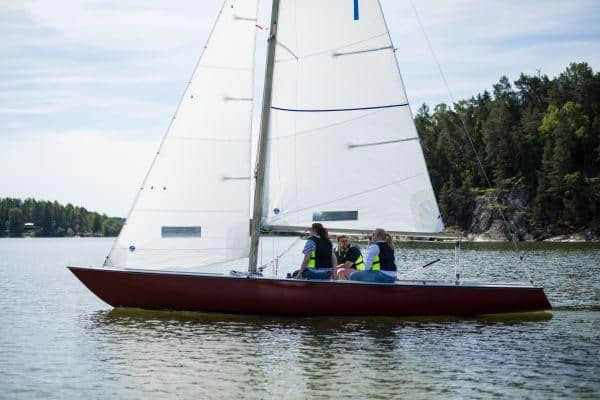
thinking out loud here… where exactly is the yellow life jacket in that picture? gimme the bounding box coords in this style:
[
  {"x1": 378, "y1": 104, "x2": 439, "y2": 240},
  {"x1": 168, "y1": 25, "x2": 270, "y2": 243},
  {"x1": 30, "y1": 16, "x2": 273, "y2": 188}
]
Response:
[{"x1": 354, "y1": 254, "x2": 365, "y2": 270}]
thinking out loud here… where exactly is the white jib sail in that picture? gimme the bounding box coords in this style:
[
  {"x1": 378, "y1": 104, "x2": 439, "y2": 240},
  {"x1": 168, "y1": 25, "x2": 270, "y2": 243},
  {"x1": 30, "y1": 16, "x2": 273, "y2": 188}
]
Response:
[
  {"x1": 106, "y1": 0, "x2": 258, "y2": 269},
  {"x1": 264, "y1": 0, "x2": 444, "y2": 233}
]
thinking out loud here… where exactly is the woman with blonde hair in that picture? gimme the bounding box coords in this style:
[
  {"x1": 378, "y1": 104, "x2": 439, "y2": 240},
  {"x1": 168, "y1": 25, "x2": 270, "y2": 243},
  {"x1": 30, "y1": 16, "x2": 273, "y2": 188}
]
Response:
[{"x1": 349, "y1": 228, "x2": 396, "y2": 283}]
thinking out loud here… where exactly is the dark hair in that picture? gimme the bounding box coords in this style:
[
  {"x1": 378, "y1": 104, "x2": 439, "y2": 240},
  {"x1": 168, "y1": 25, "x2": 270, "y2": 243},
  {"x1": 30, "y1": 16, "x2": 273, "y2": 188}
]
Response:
[
  {"x1": 311, "y1": 223, "x2": 331, "y2": 244},
  {"x1": 374, "y1": 228, "x2": 394, "y2": 249}
]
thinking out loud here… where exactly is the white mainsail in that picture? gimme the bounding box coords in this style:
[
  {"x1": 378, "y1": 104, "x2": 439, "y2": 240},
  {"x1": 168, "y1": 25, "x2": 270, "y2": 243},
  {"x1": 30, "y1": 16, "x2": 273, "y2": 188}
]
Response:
[
  {"x1": 263, "y1": 0, "x2": 443, "y2": 233},
  {"x1": 106, "y1": 0, "x2": 258, "y2": 269}
]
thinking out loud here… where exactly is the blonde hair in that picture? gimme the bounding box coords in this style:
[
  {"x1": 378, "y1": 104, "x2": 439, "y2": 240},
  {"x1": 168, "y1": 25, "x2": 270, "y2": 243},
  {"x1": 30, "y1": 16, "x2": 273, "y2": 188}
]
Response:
[
  {"x1": 374, "y1": 228, "x2": 394, "y2": 249},
  {"x1": 336, "y1": 235, "x2": 348, "y2": 243}
]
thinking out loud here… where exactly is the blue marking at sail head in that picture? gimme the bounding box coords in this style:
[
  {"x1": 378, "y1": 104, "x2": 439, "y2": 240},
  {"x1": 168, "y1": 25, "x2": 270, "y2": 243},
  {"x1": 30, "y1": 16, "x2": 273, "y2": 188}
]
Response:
[{"x1": 354, "y1": 0, "x2": 359, "y2": 20}]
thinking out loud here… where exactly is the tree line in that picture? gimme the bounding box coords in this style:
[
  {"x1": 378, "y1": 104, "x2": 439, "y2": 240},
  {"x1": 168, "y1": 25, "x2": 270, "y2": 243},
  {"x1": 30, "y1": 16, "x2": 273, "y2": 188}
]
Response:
[
  {"x1": 0, "y1": 198, "x2": 124, "y2": 237},
  {"x1": 416, "y1": 62, "x2": 599, "y2": 238}
]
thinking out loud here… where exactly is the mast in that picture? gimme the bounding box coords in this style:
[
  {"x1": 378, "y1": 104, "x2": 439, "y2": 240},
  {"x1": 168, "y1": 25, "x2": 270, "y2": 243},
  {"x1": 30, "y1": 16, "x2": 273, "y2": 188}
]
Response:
[{"x1": 249, "y1": 0, "x2": 280, "y2": 274}]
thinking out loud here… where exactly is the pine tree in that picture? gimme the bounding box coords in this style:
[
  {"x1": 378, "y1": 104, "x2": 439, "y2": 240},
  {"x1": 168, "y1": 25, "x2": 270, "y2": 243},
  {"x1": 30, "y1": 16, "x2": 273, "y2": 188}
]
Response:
[
  {"x1": 8, "y1": 208, "x2": 24, "y2": 237},
  {"x1": 92, "y1": 214, "x2": 103, "y2": 235}
]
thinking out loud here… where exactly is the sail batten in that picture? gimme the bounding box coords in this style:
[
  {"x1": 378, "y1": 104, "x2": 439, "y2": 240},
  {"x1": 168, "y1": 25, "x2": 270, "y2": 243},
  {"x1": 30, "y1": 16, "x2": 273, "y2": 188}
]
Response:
[
  {"x1": 333, "y1": 45, "x2": 393, "y2": 57},
  {"x1": 348, "y1": 137, "x2": 419, "y2": 149}
]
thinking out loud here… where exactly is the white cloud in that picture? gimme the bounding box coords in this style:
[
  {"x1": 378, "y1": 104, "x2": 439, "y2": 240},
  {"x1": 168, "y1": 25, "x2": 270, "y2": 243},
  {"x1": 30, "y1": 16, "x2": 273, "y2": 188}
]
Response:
[{"x1": 5, "y1": 0, "x2": 223, "y2": 51}]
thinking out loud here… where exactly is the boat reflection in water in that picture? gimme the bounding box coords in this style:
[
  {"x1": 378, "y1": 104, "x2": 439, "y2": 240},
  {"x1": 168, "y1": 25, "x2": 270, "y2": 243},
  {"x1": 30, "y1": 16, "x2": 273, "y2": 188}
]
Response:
[
  {"x1": 91, "y1": 307, "x2": 553, "y2": 328},
  {"x1": 83, "y1": 307, "x2": 554, "y2": 397}
]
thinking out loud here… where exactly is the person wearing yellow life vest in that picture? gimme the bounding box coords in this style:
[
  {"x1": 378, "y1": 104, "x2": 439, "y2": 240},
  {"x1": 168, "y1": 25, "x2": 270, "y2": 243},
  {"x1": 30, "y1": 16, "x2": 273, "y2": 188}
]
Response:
[
  {"x1": 333, "y1": 235, "x2": 364, "y2": 280},
  {"x1": 349, "y1": 228, "x2": 397, "y2": 284},
  {"x1": 292, "y1": 223, "x2": 336, "y2": 280}
]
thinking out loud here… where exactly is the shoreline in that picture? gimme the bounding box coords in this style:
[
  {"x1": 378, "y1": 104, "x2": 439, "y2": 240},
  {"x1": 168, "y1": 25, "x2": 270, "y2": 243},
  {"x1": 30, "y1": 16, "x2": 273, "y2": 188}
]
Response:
[{"x1": 1, "y1": 233, "x2": 597, "y2": 243}]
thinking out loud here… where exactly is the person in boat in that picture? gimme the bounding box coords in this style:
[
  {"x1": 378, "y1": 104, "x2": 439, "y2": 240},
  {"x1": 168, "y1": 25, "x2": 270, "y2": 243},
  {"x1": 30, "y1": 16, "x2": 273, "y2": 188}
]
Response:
[
  {"x1": 333, "y1": 235, "x2": 364, "y2": 280},
  {"x1": 349, "y1": 228, "x2": 396, "y2": 284},
  {"x1": 292, "y1": 223, "x2": 336, "y2": 280}
]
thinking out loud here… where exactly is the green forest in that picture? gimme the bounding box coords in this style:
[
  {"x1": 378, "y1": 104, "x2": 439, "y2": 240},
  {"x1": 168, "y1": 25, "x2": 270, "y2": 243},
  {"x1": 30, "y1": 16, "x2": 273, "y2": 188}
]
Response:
[
  {"x1": 0, "y1": 198, "x2": 123, "y2": 237},
  {"x1": 416, "y1": 62, "x2": 599, "y2": 239}
]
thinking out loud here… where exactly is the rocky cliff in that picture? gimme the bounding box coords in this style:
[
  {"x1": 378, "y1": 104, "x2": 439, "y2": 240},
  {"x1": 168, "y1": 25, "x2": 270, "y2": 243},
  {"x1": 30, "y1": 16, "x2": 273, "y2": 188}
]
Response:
[{"x1": 450, "y1": 187, "x2": 599, "y2": 242}]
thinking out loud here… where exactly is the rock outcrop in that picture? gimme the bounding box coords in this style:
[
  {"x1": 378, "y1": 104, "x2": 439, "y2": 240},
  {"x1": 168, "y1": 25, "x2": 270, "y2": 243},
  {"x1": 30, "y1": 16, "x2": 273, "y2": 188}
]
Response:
[
  {"x1": 545, "y1": 229, "x2": 600, "y2": 242},
  {"x1": 449, "y1": 186, "x2": 600, "y2": 242},
  {"x1": 467, "y1": 187, "x2": 532, "y2": 241}
]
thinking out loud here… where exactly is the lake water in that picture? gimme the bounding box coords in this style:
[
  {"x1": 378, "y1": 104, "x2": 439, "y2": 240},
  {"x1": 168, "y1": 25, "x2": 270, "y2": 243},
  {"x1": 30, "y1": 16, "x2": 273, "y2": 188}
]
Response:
[{"x1": 1, "y1": 238, "x2": 599, "y2": 399}]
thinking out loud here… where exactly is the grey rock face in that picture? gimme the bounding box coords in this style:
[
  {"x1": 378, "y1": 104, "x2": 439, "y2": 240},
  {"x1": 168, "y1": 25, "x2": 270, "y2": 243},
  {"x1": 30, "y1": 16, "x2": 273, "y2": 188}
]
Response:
[
  {"x1": 449, "y1": 185, "x2": 596, "y2": 242},
  {"x1": 545, "y1": 229, "x2": 600, "y2": 242},
  {"x1": 468, "y1": 188, "x2": 530, "y2": 241}
]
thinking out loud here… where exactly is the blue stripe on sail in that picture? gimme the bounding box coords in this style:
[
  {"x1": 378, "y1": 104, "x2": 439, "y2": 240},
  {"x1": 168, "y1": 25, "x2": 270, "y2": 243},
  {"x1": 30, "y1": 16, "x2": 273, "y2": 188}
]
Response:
[
  {"x1": 271, "y1": 103, "x2": 409, "y2": 113},
  {"x1": 354, "y1": 0, "x2": 359, "y2": 20}
]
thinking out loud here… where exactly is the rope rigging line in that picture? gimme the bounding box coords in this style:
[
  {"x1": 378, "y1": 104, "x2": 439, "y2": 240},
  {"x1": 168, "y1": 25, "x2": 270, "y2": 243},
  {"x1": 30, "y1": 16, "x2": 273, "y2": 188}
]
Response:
[
  {"x1": 276, "y1": 40, "x2": 299, "y2": 60},
  {"x1": 397, "y1": 258, "x2": 441, "y2": 277},
  {"x1": 257, "y1": 234, "x2": 305, "y2": 275},
  {"x1": 274, "y1": 32, "x2": 389, "y2": 63},
  {"x1": 408, "y1": 0, "x2": 532, "y2": 283}
]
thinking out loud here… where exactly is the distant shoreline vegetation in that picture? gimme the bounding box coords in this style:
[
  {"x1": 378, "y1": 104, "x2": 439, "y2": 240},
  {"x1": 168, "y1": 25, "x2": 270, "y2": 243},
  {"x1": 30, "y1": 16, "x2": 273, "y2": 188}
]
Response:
[{"x1": 0, "y1": 198, "x2": 124, "y2": 238}]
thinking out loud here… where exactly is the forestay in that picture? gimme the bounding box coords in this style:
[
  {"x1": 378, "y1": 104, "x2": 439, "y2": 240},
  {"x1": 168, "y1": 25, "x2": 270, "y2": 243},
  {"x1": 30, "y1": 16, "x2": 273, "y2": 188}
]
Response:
[
  {"x1": 263, "y1": 0, "x2": 444, "y2": 233},
  {"x1": 106, "y1": 0, "x2": 257, "y2": 269}
]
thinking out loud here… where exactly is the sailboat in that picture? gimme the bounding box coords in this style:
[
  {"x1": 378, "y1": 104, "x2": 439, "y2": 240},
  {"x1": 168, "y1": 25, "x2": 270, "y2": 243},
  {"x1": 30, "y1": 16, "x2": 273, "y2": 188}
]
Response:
[{"x1": 69, "y1": 0, "x2": 551, "y2": 316}]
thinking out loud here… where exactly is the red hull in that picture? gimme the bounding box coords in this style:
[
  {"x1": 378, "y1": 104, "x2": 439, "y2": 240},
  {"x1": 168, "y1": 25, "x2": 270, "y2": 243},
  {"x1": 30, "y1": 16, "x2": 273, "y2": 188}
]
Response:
[{"x1": 68, "y1": 266, "x2": 552, "y2": 317}]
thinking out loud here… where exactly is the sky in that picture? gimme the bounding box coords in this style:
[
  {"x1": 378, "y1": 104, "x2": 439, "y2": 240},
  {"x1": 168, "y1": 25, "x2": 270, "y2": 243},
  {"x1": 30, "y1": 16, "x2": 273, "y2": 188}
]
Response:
[{"x1": 1, "y1": 0, "x2": 599, "y2": 217}]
